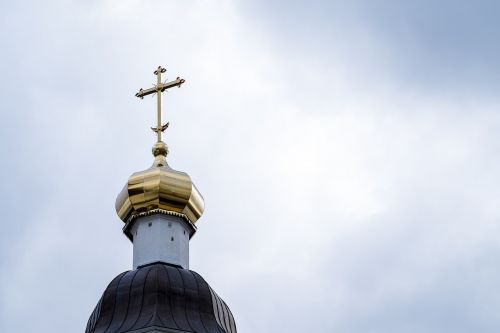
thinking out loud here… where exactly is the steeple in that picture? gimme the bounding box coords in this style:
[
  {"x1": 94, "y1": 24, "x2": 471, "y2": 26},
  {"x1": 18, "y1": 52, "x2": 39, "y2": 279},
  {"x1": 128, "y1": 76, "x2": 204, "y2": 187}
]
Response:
[
  {"x1": 115, "y1": 66, "x2": 204, "y2": 269},
  {"x1": 86, "y1": 66, "x2": 237, "y2": 333}
]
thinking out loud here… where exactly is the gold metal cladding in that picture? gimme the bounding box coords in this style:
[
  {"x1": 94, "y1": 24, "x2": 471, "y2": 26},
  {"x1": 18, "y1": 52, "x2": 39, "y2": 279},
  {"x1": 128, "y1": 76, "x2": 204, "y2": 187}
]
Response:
[
  {"x1": 135, "y1": 66, "x2": 185, "y2": 143},
  {"x1": 115, "y1": 153, "x2": 205, "y2": 228}
]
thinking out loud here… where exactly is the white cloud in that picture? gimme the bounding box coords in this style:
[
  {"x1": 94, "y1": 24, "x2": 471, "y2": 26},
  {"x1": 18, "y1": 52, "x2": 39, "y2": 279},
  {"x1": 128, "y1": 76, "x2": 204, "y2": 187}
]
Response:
[{"x1": 1, "y1": 1, "x2": 500, "y2": 332}]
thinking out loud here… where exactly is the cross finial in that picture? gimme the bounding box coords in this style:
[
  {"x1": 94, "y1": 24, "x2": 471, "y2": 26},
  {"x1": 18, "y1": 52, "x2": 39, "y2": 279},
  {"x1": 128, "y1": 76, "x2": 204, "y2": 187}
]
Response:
[{"x1": 135, "y1": 66, "x2": 185, "y2": 143}]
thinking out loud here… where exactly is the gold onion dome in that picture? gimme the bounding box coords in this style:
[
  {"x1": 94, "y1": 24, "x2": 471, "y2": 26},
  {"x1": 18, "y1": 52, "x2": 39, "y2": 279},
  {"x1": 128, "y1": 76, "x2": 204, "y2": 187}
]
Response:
[
  {"x1": 115, "y1": 66, "x2": 204, "y2": 240},
  {"x1": 116, "y1": 141, "x2": 204, "y2": 240}
]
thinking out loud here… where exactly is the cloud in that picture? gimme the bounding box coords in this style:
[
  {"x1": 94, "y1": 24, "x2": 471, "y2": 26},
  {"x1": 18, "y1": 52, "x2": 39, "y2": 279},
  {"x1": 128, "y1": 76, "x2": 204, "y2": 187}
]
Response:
[{"x1": 1, "y1": 1, "x2": 500, "y2": 332}]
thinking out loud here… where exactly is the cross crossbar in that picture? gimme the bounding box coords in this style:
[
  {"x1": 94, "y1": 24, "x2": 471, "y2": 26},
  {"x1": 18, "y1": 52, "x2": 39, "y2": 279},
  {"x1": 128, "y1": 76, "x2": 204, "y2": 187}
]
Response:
[{"x1": 135, "y1": 77, "x2": 185, "y2": 99}]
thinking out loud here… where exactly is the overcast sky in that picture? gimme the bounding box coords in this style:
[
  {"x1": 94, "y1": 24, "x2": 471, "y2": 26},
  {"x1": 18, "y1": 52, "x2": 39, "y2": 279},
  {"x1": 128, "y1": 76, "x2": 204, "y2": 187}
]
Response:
[{"x1": 1, "y1": 1, "x2": 500, "y2": 332}]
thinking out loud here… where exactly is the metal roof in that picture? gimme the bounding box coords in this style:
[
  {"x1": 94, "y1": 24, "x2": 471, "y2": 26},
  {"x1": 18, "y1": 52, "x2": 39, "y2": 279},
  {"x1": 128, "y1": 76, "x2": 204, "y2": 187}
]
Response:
[{"x1": 86, "y1": 263, "x2": 236, "y2": 333}]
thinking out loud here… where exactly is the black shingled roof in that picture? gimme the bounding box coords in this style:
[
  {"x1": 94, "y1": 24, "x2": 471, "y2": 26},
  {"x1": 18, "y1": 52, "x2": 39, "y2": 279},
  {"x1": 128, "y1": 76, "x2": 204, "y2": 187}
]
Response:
[{"x1": 86, "y1": 263, "x2": 237, "y2": 333}]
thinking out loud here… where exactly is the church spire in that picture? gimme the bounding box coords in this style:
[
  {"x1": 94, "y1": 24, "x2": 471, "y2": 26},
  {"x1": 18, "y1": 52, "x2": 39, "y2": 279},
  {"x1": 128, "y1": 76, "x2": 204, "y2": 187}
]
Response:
[
  {"x1": 86, "y1": 65, "x2": 237, "y2": 333},
  {"x1": 115, "y1": 66, "x2": 204, "y2": 269}
]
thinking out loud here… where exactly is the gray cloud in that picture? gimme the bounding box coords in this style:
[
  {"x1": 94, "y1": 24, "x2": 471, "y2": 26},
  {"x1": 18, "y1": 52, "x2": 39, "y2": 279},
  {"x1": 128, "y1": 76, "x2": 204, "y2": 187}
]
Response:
[
  {"x1": 238, "y1": 0, "x2": 500, "y2": 95},
  {"x1": 1, "y1": 1, "x2": 499, "y2": 332}
]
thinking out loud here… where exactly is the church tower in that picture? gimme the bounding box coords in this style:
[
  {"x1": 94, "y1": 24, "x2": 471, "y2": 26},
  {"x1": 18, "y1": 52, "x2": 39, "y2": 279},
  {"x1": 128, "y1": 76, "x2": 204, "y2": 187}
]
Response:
[{"x1": 85, "y1": 66, "x2": 237, "y2": 333}]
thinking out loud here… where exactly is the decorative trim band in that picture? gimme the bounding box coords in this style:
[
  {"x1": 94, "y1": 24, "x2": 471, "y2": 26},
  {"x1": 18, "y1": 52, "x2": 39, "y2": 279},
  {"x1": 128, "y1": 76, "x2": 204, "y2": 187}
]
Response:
[
  {"x1": 127, "y1": 208, "x2": 189, "y2": 224},
  {"x1": 122, "y1": 208, "x2": 197, "y2": 242}
]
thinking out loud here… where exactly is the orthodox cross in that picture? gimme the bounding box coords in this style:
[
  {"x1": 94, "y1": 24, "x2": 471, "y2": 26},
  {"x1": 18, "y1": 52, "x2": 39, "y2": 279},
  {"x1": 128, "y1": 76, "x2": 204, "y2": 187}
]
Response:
[{"x1": 135, "y1": 66, "x2": 185, "y2": 142}]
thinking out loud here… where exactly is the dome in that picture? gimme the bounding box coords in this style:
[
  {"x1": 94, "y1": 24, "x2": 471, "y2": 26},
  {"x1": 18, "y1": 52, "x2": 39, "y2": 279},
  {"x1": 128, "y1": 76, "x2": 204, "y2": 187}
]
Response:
[
  {"x1": 86, "y1": 263, "x2": 236, "y2": 333},
  {"x1": 115, "y1": 141, "x2": 205, "y2": 239}
]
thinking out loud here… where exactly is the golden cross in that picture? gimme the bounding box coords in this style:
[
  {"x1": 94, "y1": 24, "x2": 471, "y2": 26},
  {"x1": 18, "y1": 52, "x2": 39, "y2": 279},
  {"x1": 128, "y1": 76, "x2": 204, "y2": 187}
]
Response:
[{"x1": 135, "y1": 66, "x2": 185, "y2": 142}]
